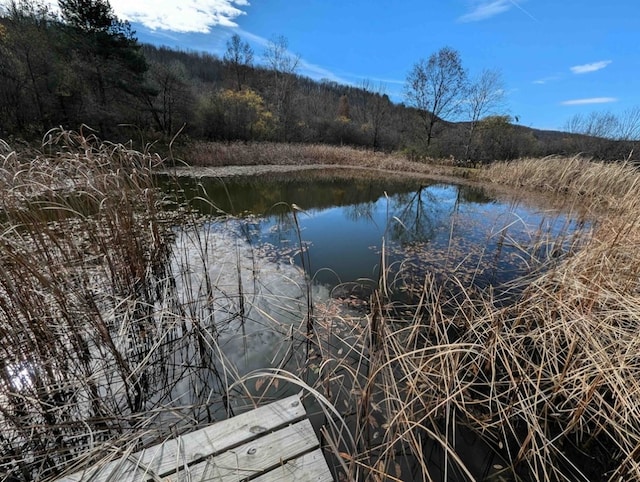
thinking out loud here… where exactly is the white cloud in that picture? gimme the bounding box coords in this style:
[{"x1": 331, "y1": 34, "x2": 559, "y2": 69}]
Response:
[
  {"x1": 532, "y1": 75, "x2": 561, "y2": 85},
  {"x1": 458, "y1": 0, "x2": 537, "y2": 22},
  {"x1": 458, "y1": 0, "x2": 511, "y2": 22},
  {"x1": 113, "y1": 0, "x2": 250, "y2": 32},
  {"x1": 42, "y1": 0, "x2": 251, "y2": 33},
  {"x1": 298, "y1": 59, "x2": 352, "y2": 85},
  {"x1": 570, "y1": 60, "x2": 612, "y2": 74},
  {"x1": 232, "y1": 29, "x2": 352, "y2": 85},
  {"x1": 561, "y1": 97, "x2": 617, "y2": 106}
]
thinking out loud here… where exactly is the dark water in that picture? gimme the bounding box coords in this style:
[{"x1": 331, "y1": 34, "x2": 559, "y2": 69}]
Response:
[{"x1": 160, "y1": 170, "x2": 586, "y2": 297}]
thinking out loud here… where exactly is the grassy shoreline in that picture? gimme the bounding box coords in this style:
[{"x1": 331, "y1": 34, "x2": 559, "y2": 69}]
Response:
[
  {"x1": 316, "y1": 150, "x2": 640, "y2": 480},
  {"x1": 183, "y1": 140, "x2": 477, "y2": 179},
  {"x1": 181, "y1": 142, "x2": 640, "y2": 480},
  {"x1": 2, "y1": 135, "x2": 640, "y2": 480}
]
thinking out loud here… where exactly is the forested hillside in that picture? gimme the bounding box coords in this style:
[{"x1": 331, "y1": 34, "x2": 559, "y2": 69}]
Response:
[{"x1": 1, "y1": 0, "x2": 637, "y2": 161}]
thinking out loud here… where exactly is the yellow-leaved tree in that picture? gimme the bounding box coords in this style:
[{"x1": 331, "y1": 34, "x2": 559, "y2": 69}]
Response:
[{"x1": 198, "y1": 88, "x2": 274, "y2": 141}]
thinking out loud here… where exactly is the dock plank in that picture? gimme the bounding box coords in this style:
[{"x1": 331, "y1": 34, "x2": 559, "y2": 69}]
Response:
[
  {"x1": 58, "y1": 395, "x2": 310, "y2": 482},
  {"x1": 176, "y1": 419, "x2": 322, "y2": 481},
  {"x1": 251, "y1": 449, "x2": 334, "y2": 482}
]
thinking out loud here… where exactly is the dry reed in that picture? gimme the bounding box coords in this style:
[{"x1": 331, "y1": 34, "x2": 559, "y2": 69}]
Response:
[
  {"x1": 0, "y1": 130, "x2": 318, "y2": 481},
  {"x1": 4, "y1": 135, "x2": 640, "y2": 482},
  {"x1": 183, "y1": 141, "x2": 470, "y2": 179},
  {"x1": 303, "y1": 155, "x2": 640, "y2": 481}
]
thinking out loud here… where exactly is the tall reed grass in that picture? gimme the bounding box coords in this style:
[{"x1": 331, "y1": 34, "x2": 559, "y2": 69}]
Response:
[
  {"x1": 3, "y1": 135, "x2": 639, "y2": 482},
  {"x1": 298, "y1": 155, "x2": 640, "y2": 480},
  {"x1": 183, "y1": 140, "x2": 473, "y2": 179},
  {"x1": 0, "y1": 128, "x2": 175, "y2": 480},
  {"x1": 0, "y1": 130, "x2": 319, "y2": 481}
]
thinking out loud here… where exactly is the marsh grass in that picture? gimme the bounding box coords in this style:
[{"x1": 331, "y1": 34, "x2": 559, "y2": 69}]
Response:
[
  {"x1": 0, "y1": 130, "x2": 317, "y2": 481},
  {"x1": 183, "y1": 141, "x2": 476, "y2": 179},
  {"x1": 3, "y1": 136, "x2": 640, "y2": 482},
  {"x1": 0, "y1": 128, "x2": 176, "y2": 480},
  {"x1": 297, "y1": 156, "x2": 640, "y2": 481},
  {"x1": 480, "y1": 155, "x2": 640, "y2": 209}
]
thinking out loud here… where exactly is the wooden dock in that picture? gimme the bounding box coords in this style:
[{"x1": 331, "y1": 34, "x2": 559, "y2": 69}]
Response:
[{"x1": 58, "y1": 394, "x2": 334, "y2": 481}]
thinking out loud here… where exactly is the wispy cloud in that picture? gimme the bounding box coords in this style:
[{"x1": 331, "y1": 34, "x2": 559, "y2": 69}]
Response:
[
  {"x1": 533, "y1": 75, "x2": 561, "y2": 85},
  {"x1": 459, "y1": 0, "x2": 510, "y2": 22},
  {"x1": 233, "y1": 29, "x2": 353, "y2": 85},
  {"x1": 570, "y1": 60, "x2": 612, "y2": 74},
  {"x1": 458, "y1": 0, "x2": 536, "y2": 22},
  {"x1": 561, "y1": 97, "x2": 617, "y2": 106},
  {"x1": 43, "y1": 0, "x2": 251, "y2": 33},
  {"x1": 298, "y1": 60, "x2": 353, "y2": 85}
]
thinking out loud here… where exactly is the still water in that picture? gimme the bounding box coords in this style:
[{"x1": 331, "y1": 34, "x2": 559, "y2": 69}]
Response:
[{"x1": 162, "y1": 169, "x2": 586, "y2": 297}]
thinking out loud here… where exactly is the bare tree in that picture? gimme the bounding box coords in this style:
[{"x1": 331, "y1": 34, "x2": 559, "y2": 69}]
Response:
[
  {"x1": 263, "y1": 35, "x2": 300, "y2": 139},
  {"x1": 565, "y1": 111, "x2": 619, "y2": 157},
  {"x1": 146, "y1": 60, "x2": 192, "y2": 135},
  {"x1": 223, "y1": 33, "x2": 253, "y2": 91},
  {"x1": 565, "y1": 111, "x2": 618, "y2": 139},
  {"x1": 616, "y1": 106, "x2": 640, "y2": 141},
  {"x1": 264, "y1": 35, "x2": 299, "y2": 74},
  {"x1": 356, "y1": 80, "x2": 391, "y2": 150},
  {"x1": 464, "y1": 69, "x2": 506, "y2": 159},
  {"x1": 405, "y1": 47, "x2": 467, "y2": 148}
]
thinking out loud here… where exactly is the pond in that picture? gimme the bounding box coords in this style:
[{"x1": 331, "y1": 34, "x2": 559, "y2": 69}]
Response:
[
  {"x1": 0, "y1": 164, "x2": 594, "y2": 482},
  {"x1": 156, "y1": 168, "x2": 592, "y2": 480},
  {"x1": 161, "y1": 169, "x2": 587, "y2": 300}
]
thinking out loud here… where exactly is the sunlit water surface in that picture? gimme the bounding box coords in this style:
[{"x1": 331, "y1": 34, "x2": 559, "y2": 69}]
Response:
[{"x1": 163, "y1": 171, "x2": 586, "y2": 295}]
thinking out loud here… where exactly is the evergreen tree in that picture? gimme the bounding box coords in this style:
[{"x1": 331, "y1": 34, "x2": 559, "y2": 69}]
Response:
[
  {"x1": 58, "y1": 0, "x2": 114, "y2": 32},
  {"x1": 57, "y1": 0, "x2": 149, "y2": 135}
]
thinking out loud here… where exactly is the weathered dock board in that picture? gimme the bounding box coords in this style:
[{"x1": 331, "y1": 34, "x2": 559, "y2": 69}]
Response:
[{"x1": 58, "y1": 394, "x2": 333, "y2": 481}]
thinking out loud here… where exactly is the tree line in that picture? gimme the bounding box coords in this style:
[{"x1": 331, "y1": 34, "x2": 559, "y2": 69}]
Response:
[{"x1": 1, "y1": 0, "x2": 637, "y2": 161}]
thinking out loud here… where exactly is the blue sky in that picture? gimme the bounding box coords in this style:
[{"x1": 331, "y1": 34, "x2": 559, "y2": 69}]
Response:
[{"x1": 53, "y1": 0, "x2": 640, "y2": 131}]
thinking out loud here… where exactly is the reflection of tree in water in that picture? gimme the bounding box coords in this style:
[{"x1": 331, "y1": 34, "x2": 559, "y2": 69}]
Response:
[
  {"x1": 386, "y1": 186, "x2": 448, "y2": 245},
  {"x1": 234, "y1": 205, "x2": 315, "y2": 268},
  {"x1": 343, "y1": 201, "x2": 378, "y2": 224},
  {"x1": 164, "y1": 174, "x2": 428, "y2": 217},
  {"x1": 378, "y1": 184, "x2": 518, "y2": 301}
]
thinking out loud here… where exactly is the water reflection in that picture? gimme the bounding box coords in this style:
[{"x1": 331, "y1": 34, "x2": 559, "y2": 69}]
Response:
[{"x1": 160, "y1": 172, "x2": 587, "y2": 296}]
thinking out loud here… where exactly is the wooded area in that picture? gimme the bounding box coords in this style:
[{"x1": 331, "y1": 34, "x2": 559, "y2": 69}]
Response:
[{"x1": 1, "y1": 0, "x2": 638, "y2": 161}]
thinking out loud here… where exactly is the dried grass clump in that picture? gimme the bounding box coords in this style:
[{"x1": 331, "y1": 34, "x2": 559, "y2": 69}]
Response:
[
  {"x1": 304, "y1": 158, "x2": 640, "y2": 480},
  {"x1": 0, "y1": 129, "x2": 321, "y2": 481},
  {"x1": 0, "y1": 129, "x2": 173, "y2": 480},
  {"x1": 184, "y1": 140, "x2": 462, "y2": 177},
  {"x1": 480, "y1": 155, "x2": 640, "y2": 210}
]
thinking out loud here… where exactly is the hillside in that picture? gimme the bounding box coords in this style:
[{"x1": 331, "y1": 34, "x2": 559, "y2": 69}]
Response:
[{"x1": 0, "y1": 4, "x2": 636, "y2": 161}]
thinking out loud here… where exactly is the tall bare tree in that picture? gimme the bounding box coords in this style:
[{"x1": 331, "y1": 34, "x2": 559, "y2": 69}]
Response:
[
  {"x1": 223, "y1": 33, "x2": 253, "y2": 91},
  {"x1": 565, "y1": 111, "x2": 618, "y2": 139},
  {"x1": 263, "y1": 35, "x2": 299, "y2": 139},
  {"x1": 464, "y1": 69, "x2": 506, "y2": 159},
  {"x1": 145, "y1": 60, "x2": 192, "y2": 135},
  {"x1": 356, "y1": 80, "x2": 391, "y2": 150},
  {"x1": 565, "y1": 111, "x2": 619, "y2": 157},
  {"x1": 405, "y1": 47, "x2": 467, "y2": 148}
]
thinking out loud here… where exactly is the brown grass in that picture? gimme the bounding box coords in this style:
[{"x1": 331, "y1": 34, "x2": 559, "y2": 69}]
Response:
[
  {"x1": 0, "y1": 130, "x2": 325, "y2": 481},
  {"x1": 3, "y1": 134, "x2": 640, "y2": 481},
  {"x1": 182, "y1": 140, "x2": 474, "y2": 179},
  {"x1": 306, "y1": 155, "x2": 640, "y2": 480},
  {"x1": 479, "y1": 155, "x2": 640, "y2": 210}
]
